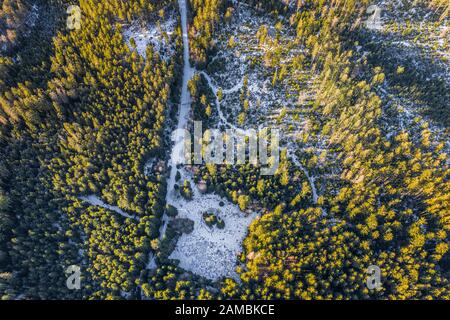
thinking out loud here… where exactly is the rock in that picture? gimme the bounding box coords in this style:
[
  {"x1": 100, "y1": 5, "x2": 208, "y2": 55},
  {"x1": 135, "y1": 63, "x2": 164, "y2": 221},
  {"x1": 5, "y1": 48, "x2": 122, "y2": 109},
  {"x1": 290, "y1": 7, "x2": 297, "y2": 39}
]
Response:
[{"x1": 197, "y1": 180, "x2": 208, "y2": 194}]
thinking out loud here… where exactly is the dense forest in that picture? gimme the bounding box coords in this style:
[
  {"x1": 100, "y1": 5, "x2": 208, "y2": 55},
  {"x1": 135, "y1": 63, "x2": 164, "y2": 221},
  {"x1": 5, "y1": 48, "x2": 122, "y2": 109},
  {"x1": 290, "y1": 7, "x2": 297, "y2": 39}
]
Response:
[
  {"x1": 0, "y1": 0, "x2": 181, "y2": 299},
  {"x1": 0, "y1": 0, "x2": 449, "y2": 300}
]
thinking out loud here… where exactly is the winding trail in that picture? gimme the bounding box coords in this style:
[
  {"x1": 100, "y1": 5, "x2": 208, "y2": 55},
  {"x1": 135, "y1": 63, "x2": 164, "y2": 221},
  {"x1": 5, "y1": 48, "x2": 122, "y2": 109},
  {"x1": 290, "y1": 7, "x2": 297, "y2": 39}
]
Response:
[
  {"x1": 79, "y1": 195, "x2": 139, "y2": 221},
  {"x1": 288, "y1": 148, "x2": 327, "y2": 215},
  {"x1": 288, "y1": 152, "x2": 318, "y2": 204},
  {"x1": 201, "y1": 70, "x2": 323, "y2": 210},
  {"x1": 199, "y1": 71, "x2": 244, "y2": 133}
]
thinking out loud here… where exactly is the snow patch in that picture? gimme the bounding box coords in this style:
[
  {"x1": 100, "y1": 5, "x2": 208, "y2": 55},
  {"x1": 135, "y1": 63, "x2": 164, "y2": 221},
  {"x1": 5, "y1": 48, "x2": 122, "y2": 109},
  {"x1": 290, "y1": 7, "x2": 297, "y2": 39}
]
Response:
[
  {"x1": 122, "y1": 17, "x2": 176, "y2": 61},
  {"x1": 169, "y1": 183, "x2": 257, "y2": 281}
]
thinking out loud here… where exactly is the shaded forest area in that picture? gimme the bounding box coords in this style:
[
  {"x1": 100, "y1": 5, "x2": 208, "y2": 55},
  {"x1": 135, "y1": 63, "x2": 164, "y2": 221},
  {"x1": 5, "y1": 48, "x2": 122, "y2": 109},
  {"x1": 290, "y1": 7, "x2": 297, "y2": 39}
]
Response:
[{"x1": 0, "y1": 0, "x2": 181, "y2": 299}]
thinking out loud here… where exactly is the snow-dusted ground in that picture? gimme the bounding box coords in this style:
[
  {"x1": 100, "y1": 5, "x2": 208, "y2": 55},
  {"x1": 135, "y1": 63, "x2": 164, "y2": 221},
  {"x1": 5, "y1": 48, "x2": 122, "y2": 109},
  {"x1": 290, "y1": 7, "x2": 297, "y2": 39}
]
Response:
[
  {"x1": 153, "y1": 0, "x2": 259, "y2": 281},
  {"x1": 204, "y1": 7, "x2": 301, "y2": 129},
  {"x1": 79, "y1": 195, "x2": 139, "y2": 220},
  {"x1": 159, "y1": 0, "x2": 194, "y2": 242},
  {"x1": 122, "y1": 15, "x2": 176, "y2": 61},
  {"x1": 25, "y1": 4, "x2": 39, "y2": 29},
  {"x1": 164, "y1": 3, "x2": 327, "y2": 280},
  {"x1": 199, "y1": 70, "x2": 246, "y2": 133},
  {"x1": 169, "y1": 178, "x2": 257, "y2": 280},
  {"x1": 143, "y1": 157, "x2": 156, "y2": 176},
  {"x1": 140, "y1": 1, "x2": 195, "y2": 278},
  {"x1": 1, "y1": 4, "x2": 39, "y2": 52},
  {"x1": 166, "y1": 0, "x2": 194, "y2": 202},
  {"x1": 199, "y1": 4, "x2": 332, "y2": 209}
]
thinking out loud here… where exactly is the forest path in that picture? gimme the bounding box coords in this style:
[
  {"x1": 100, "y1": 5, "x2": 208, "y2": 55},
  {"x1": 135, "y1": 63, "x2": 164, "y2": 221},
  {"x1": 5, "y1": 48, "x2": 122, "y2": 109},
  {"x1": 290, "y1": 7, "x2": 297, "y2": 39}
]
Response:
[
  {"x1": 288, "y1": 151, "x2": 320, "y2": 206},
  {"x1": 152, "y1": 0, "x2": 258, "y2": 281},
  {"x1": 79, "y1": 195, "x2": 140, "y2": 221},
  {"x1": 146, "y1": 0, "x2": 194, "y2": 271}
]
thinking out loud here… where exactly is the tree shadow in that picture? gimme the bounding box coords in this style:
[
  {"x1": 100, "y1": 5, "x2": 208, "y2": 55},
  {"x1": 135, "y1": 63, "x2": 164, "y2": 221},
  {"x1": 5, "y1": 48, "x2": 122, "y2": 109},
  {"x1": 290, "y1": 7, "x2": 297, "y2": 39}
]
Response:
[{"x1": 359, "y1": 29, "x2": 449, "y2": 129}]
